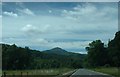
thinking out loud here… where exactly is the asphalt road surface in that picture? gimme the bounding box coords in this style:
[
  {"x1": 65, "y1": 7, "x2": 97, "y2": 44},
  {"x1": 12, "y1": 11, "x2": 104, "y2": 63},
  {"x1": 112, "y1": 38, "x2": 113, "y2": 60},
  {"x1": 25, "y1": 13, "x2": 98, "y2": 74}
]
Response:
[{"x1": 69, "y1": 69, "x2": 113, "y2": 77}]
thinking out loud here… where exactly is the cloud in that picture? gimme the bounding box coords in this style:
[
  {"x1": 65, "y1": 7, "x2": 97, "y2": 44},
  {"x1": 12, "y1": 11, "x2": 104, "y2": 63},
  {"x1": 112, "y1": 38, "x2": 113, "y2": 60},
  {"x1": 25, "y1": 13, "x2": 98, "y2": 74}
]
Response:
[
  {"x1": 3, "y1": 11, "x2": 18, "y2": 17},
  {"x1": 50, "y1": 41, "x2": 91, "y2": 49},
  {"x1": 24, "y1": 37, "x2": 91, "y2": 53},
  {"x1": 21, "y1": 24, "x2": 51, "y2": 36},
  {"x1": 29, "y1": 38, "x2": 91, "y2": 51},
  {"x1": 37, "y1": 39, "x2": 90, "y2": 54},
  {"x1": 2, "y1": 3, "x2": 118, "y2": 54},
  {"x1": 21, "y1": 24, "x2": 41, "y2": 35},
  {"x1": 18, "y1": 8, "x2": 35, "y2": 16},
  {"x1": 62, "y1": 3, "x2": 117, "y2": 22},
  {"x1": 15, "y1": 2, "x2": 35, "y2": 16},
  {"x1": 48, "y1": 10, "x2": 52, "y2": 13},
  {"x1": 60, "y1": 3, "x2": 118, "y2": 37},
  {"x1": 74, "y1": 51, "x2": 87, "y2": 54},
  {"x1": 31, "y1": 38, "x2": 49, "y2": 45},
  {"x1": 41, "y1": 24, "x2": 50, "y2": 32}
]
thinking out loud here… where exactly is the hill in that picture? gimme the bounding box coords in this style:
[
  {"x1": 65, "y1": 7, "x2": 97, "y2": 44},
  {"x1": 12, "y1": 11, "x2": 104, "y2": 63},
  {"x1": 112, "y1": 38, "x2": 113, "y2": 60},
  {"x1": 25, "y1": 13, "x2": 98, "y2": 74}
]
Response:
[
  {"x1": 1, "y1": 44, "x2": 86, "y2": 70},
  {"x1": 43, "y1": 47, "x2": 79, "y2": 55},
  {"x1": 43, "y1": 47, "x2": 86, "y2": 60}
]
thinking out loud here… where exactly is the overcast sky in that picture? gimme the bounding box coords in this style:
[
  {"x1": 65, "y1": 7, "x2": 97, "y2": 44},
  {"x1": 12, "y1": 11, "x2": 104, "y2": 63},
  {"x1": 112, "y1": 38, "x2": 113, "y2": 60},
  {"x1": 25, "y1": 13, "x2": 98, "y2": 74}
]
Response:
[
  {"x1": 1, "y1": 2, "x2": 118, "y2": 54},
  {"x1": 1, "y1": 0, "x2": 120, "y2": 2}
]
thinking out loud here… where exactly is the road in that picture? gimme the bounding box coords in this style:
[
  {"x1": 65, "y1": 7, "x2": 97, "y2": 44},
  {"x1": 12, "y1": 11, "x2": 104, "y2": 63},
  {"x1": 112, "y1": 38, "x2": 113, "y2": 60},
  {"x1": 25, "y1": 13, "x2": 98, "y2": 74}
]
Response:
[{"x1": 69, "y1": 69, "x2": 113, "y2": 77}]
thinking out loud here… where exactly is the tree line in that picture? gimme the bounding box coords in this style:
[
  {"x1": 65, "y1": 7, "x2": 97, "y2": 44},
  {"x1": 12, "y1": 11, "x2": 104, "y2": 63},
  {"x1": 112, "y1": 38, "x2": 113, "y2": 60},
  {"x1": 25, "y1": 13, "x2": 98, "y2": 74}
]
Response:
[
  {"x1": 2, "y1": 44, "x2": 85, "y2": 70},
  {"x1": 85, "y1": 31, "x2": 120, "y2": 68}
]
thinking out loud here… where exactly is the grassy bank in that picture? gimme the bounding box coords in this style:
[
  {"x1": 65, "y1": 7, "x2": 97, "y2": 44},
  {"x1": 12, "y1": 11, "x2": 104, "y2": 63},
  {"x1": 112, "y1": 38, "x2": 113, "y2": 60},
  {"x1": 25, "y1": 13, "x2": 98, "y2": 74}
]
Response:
[
  {"x1": 91, "y1": 67, "x2": 120, "y2": 77},
  {"x1": 2, "y1": 68, "x2": 75, "y2": 76}
]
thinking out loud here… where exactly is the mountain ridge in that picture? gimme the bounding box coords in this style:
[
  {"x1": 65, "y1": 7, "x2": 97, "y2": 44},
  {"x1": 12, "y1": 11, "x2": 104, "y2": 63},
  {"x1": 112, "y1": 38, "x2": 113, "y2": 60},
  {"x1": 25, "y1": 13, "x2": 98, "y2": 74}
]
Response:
[{"x1": 43, "y1": 47, "x2": 81, "y2": 56}]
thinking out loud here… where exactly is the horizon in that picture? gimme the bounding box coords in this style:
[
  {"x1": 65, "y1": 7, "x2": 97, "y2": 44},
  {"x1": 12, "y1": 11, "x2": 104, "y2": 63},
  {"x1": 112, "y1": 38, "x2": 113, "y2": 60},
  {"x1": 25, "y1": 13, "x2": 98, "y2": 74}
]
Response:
[
  {"x1": 1, "y1": 2, "x2": 118, "y2": 54},
  {"x1": 0, "y1": 43, "x2": 87, "y2": 54}
]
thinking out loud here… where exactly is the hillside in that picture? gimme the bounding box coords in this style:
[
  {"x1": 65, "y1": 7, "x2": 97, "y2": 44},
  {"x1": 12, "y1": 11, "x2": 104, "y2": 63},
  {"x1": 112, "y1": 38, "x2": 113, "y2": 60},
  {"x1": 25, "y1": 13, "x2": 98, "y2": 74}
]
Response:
[
  {"x1": 43, "y1": 47, "x2": 86, "y2": 60},
  {"x1": 43, "y1": 47, "x2": 80, "y2": 55},
  {"x1": 1, "y1": 44, "x2": 85, "y2": 70}
]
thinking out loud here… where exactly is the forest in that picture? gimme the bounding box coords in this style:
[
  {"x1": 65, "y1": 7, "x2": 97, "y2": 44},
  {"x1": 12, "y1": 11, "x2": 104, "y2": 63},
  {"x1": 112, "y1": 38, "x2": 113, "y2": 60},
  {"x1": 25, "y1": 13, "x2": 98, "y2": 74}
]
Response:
[
  {"x1": 1, "y1": 31, "x2": 120, "y2": 70},
  {"x1": 85, "y1": 31, "x2": 120, "y2": 68},
  {"x1": 2, "y1": 44, "x2": 85, "y2": 70}
]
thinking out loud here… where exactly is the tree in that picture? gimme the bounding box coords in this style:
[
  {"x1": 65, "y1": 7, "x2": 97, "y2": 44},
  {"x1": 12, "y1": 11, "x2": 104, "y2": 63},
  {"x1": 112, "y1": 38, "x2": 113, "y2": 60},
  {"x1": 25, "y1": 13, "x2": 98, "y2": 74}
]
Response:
[
  {"x1": 85, "y1": 40, "x2": 107, "y2": 67},
  {"x1": 2, "y1": 44, "x2": 33, "y2": 70},
  {"x1": 108, "y1": 31, "x2": 120, "y2": 67}
]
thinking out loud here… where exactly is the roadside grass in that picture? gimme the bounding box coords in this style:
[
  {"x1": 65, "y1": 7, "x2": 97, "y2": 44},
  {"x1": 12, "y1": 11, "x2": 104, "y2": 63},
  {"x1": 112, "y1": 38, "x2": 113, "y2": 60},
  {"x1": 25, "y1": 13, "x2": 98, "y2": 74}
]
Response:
[
  {"x1": 91, "y1": 67, "x2": 120, "y2": 77},
  {"x1": 2, "y1": 68, "x2": 74, "y2": 76}
]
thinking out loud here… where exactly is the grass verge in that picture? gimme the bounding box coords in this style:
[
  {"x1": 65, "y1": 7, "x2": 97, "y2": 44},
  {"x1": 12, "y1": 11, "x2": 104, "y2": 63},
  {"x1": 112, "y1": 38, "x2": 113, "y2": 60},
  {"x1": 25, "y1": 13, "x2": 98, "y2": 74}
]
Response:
[{"x1": 91, "y1": 67, "x2": 120, "y2": 77}]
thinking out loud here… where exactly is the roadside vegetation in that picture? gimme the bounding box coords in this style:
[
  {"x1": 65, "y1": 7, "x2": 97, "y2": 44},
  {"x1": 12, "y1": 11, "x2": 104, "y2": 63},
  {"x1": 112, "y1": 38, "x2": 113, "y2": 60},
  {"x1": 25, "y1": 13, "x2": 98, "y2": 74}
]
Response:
[
  {"x1": 85, "y1": 31, "x2": 120, "y2": 77},
  {"x1": 2, "y1": 68, "x2": 75, "y2": 75},
  {"x1": 92, "y1": 67, "x2": 120, "y2": 77},
  {"x1": 1, "y1": 43, "x2": 84, "y2": 70}
]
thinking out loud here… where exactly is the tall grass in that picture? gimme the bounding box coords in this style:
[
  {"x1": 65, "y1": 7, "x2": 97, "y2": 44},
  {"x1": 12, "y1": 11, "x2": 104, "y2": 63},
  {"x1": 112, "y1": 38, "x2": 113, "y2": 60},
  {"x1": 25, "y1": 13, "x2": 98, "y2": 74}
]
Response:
[{"x1": 2, "y1": 68, "x2": 74, "y2": 75}]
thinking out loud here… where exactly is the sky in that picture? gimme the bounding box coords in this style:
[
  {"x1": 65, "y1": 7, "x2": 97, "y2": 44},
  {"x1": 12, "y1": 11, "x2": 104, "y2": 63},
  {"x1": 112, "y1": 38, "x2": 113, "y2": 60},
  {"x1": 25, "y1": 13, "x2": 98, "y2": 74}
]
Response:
[
  {"x1": 1, "y1": 2, "x2": 118, "y2": 54},
  {"x1": 1, "y1": 0, "x2": 120, "y2": 2}
]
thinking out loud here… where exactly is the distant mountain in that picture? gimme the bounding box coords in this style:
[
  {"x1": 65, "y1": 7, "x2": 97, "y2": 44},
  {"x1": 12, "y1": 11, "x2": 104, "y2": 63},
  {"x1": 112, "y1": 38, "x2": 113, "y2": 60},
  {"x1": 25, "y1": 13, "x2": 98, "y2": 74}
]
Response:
[
  {"x1": 43, "y1": 47, "x2": 69, "y2": 55},
  {"x1": 43, "y1": 47, "x2": 81, "y2": 56}
]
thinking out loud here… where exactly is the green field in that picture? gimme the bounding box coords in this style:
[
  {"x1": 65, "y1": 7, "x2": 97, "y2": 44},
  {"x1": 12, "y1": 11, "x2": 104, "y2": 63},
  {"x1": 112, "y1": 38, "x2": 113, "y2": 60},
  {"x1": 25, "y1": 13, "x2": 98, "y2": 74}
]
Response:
[
  {"x1": 2, "y1": 68, "x2": 75, "y2": 76},
  {"x1": 92, "y1": 67, "x2": 120, "y2": 77}
]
